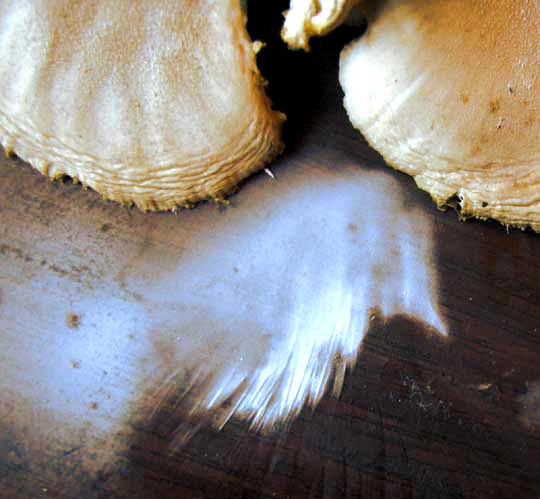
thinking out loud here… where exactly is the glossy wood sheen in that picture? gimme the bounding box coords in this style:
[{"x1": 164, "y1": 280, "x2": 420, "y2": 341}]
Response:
[{"x1": 2, "y1": 4, "x2": 540, "y2": 498}]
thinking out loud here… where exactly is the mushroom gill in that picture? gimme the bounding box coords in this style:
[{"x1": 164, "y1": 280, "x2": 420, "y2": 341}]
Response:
[
  {"x1": 284, "y1": 0, "x2": 540, "y2": 231},
  {"x1": 0, "y1": 0, "x2": 285, "y2": 211}
]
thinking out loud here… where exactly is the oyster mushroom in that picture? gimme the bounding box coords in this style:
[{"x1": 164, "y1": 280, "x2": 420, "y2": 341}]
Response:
[
  {"x1": 282, "y1": 0, "x2": 363, "y2": 50},
  {"x1": 284, "y1": 0, "x2": 540, "y2": 231},
  {"x1": 0, "y1": 0, "x2": 284, "y2": 210}
]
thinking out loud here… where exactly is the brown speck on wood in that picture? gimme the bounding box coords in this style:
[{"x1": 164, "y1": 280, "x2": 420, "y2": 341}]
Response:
[
  {"x1": 50, "y1": 264, "x2": 68, "y2": 275},
  {"x1": 66, "y1": 312, "x2": 81, "y2": 328}
]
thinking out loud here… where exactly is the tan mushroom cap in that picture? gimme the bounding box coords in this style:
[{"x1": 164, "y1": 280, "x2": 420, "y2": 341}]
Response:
[
  {"x1": 0, "y1": 0, "x2": 284, "y2": 211},
  {"x1": 283, "y1": 0, "x2": 540, "y2": 231},
  {"x1": 340, "y1": 0, "x2": 540, "y2": 231},
  {"x1": 282, "y1": 0, "x2": 362, "y2": 50}
]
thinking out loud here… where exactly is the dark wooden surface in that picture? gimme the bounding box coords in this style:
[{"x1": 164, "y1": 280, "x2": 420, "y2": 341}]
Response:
[{"x1": 2, "y1": 3, "x2": 540, "y2": 498}]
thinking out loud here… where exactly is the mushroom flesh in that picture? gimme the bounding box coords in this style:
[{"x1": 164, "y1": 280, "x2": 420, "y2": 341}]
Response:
[
  {"x1": 285, "y1": 0, "x2": 540, "y2": 231},
  {"x1": 0, "y1": 0, "x2": 284, "y2": 210}
]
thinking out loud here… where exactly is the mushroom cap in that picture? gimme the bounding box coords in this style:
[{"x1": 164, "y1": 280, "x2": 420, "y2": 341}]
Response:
[
  {"x1": 282, "y1": 0, "x2": 362, "y2": 50},
  {"x1": 339, "y1": 0, "x2": 540, "y2": 230},
  {"x1": 0, "y1": 0, "x2": 284, "y2": 210}
]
